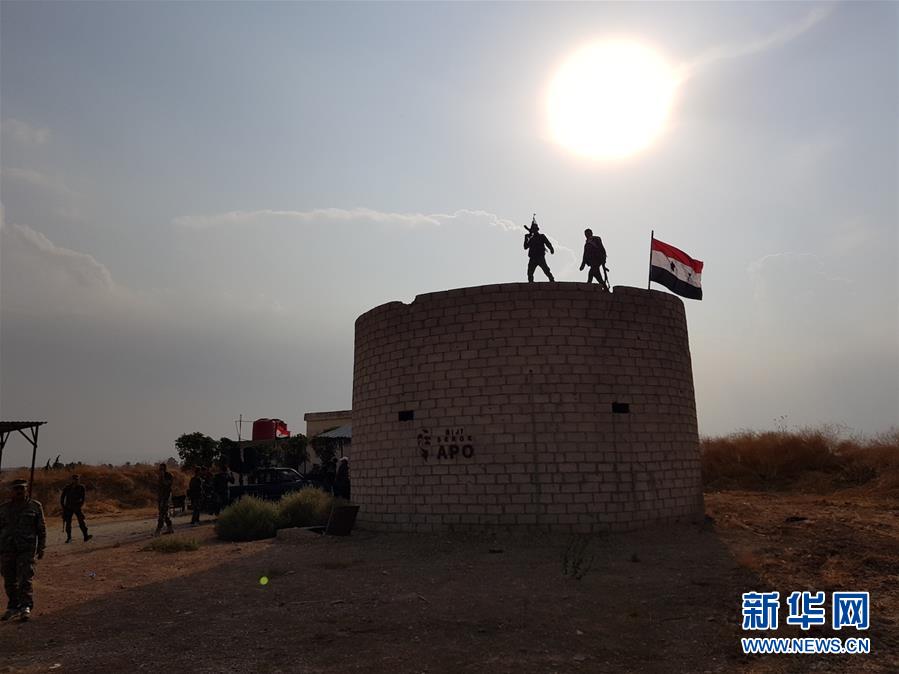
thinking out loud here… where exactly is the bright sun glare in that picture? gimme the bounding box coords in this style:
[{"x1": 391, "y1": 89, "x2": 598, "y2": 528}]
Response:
[{"x1": 547, "y1": 40, "x2": 678, "y2": 160}]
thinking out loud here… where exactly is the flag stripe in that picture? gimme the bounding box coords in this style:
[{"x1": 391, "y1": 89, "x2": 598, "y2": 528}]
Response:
[
  {"x1": 649, "y1": 266, "x2": 703, "y2": 300},
  {"x1": 650, "y1": 250, "x2": 702, "y2": 287},
  {"x1": 651, "y1": 238, "x2": 703, "y2": 274}
]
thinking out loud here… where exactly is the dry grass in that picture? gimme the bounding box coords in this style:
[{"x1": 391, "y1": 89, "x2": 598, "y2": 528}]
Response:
[
  {"x1": 702, "y1": 427, "x2": 899, "y2": 495},
  {"x1": 142, "y1": 536, "x2": 201, "y2": 553},
  {"x1": 0, "y1": 463, "x2": 189, "y2": 516}
]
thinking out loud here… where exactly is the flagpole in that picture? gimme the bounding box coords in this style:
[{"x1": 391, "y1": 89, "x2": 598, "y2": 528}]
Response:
[{"x1": 647, "y1": 230, "x2": 654, "y2": 290}]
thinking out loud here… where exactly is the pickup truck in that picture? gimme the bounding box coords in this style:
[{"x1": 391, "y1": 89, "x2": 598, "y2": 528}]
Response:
[{"x1": 227, "y1": 467, "x2": 320, "y2": 504}]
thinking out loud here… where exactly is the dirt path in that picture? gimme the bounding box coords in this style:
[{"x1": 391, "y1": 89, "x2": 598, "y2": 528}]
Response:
[{"x1": 1, "y1": 493, "x2": 896, "y2": 673}]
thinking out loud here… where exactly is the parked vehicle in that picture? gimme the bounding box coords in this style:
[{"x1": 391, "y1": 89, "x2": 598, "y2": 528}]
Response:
[{"x1": 227, "y1": 467, "x2": 321, "y2": 504}]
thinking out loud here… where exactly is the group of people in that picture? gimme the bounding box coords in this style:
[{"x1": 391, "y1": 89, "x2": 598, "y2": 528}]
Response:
[
  {"x1": 305, "y1": 456, "x2": 351, "y2": 500},
  {"x1": 523, "y1": 216, "x2": 608, "y2": 287},
  {"x1": 155, "y1": 462, "x2": 234, "y2": 535}
]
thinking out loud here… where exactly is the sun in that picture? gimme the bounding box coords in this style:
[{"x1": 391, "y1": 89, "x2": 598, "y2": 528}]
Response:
[{"x1": 546, "y1": 40, "x2": 678, "y2": 160}]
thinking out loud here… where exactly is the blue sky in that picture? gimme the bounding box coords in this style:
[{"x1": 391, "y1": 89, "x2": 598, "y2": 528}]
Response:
[{"x1": 1, "y1": 2, "x2": 896, "y2": 465}]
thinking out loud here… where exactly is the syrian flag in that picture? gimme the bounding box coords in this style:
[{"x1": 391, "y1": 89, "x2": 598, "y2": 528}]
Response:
[
  {"x1": 274, "y1": 420, "x2": 289, "y2": 437},
  {"x1": 649, "y1": 237, "x2": 703, "y2": 300}
]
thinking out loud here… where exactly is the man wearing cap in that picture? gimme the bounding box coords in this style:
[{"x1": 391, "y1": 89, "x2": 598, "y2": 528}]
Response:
[
  {"x1": 60, "y1": 474, "x2": 92, "y2": 543},
  {"x1": 0, "y1": 479, "x2": 47, "y2": 621}
]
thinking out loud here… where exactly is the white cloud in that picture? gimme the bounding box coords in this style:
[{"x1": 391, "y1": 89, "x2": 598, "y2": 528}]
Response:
[
  {"x1": 1, "y1": 167, "x2": 78, "y2": 200},
  {"x1": 172, "y1": 206, "x2": 576, "y2": 270},
  {"x1": 681, "y1": 4, "x2": 836, "y2": 79},
  {"x1": 1, "y1": 118, "x2": 50, "y2": 146},
  {"x1": 173, "y1": 207, "x2": 528, "y2": 232},
  {"x1": 173, "y1": 207, "x2": 443, "y2": 229},
  {"x1": 0, "y1": 219, "x2": 132, "y2": 318}
]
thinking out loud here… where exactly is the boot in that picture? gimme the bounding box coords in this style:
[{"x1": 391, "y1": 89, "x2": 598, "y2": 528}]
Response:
[
  {"x1": 18, "y1": 607, "x2": 31, "y2": 621},
  {"x1": 153, "y1": 528, "x2": 162, "y2": 537},
  {"x1": 84, "y1": 533, "x2": 93, "y2": 542},
  {"x1": 65, "y1": 536, "x2": 72, "y2": 544},
  {"x1": 1, "y1": 608, "x2": 18, "y2": 621}
]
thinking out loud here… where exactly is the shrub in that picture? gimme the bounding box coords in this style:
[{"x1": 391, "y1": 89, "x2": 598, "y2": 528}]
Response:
[
  {"x1": 278, "y1": 488, "x2": 334, "y2": 528},
  {"x1": 215, "y1": 496, "x2": 281, "y2": 541},
  {"x1": 701, "y1": 426, "x2": 899, "y2": 494},
  {"x1": 143, "y1": 537, "x2": 200, "y2": 553}
]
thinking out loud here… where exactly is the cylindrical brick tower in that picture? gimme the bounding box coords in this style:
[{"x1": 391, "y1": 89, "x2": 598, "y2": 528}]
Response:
[{"x1": 352, "y1": 283, "x2": 703, "y2": 533}]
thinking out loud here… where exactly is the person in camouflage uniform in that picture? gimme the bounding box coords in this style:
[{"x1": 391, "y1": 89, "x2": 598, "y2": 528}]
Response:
[
  {"x1": 60, "y1": 474, "x2": 92, "y2": 543},
  {"x1": 0, "y1": 479, "x2": 47, "y2": 622},
  {"x1": 154, "y1": 464, "x2": 175, "y2": 536}
]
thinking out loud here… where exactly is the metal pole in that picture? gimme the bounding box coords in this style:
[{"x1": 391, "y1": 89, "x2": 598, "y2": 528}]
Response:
[
  {"x1": 647, "y1": 229, "x2": 654, "y2": 290},
  {"x1": 28, "y1": 425, "x2": 39, "y2": 498}
]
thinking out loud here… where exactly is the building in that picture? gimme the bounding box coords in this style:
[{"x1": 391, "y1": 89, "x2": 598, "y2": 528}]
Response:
[{"x1": 351, "y1": 283, "x2": 704, "y2": 533}]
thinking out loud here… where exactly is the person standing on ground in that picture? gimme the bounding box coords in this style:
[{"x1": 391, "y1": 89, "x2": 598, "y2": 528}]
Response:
[
  {"x1": 188, "y1": 467, "x2": 204, "y2": 526},
  {"x1": 0, "y1": 479, "x2": 47, "y2": 622},
  {"x1": 334, "y1": 457, "x2": 351, "y2": 501},
  {"x1": 523, "y1": 215, "x2": 555, "y2": 282},
  {"x1": 579, "y1": 228, "x2": 608, "y2": 287},
  {"x1": 212, "y1": 464, "x2": 233, "y2": 516},
  {"x1": 60, "y1": 474, "x2": 92, "y2": 544},
  {"x1": 155, "y1": 464, "x2": 175, "y2": 536}
]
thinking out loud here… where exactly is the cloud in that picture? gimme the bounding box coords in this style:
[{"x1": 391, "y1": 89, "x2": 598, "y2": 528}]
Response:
[
  {"x1": 748, "y1": 251, "x2": 852, "y2": 303},
  {"x1": 172, "y1": 207, "x2": 528, "y2": 233},
  {"x1": 173, "y1": 208, "x2": 443, "y2": 229},
  {"x1": 172, "y1": 206, "x2": 576, "y2": 271},
  {"x1": 0, "y1": 218, "x2": 133, "y2": 318},
  {"x1": 681, "y1": 4, "x2": 836, "y2": 79},
  {"x1": 1, "y1": 118, "x2": 50, "y2": 146},
  {"x1": 1, "y1": 167, "x2": 79, "y2": 200}
]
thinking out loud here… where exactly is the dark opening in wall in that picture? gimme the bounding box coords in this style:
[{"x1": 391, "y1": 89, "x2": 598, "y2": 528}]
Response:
[
  {"x1": 612, "y1": 402, "x2": 630, "y2": 414},
  {"x1": 398, "y1": 410, "x2": 415, "y2": 422}
]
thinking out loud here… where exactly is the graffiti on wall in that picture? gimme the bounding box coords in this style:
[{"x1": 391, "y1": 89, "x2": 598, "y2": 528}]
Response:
[{"x1": 417, "y1": 428, "x2": 474, "y2": 461}]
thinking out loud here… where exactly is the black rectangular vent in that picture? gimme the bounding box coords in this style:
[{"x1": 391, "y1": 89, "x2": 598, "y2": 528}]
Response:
[
  {"x1": 612, "y1": 402, "x2": 630, "y2": 414},
  {"x1": 398, "y1": 410, "x2": 415, "y2": 421}
]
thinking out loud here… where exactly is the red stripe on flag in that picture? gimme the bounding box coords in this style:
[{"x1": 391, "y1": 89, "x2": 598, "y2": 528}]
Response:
[{"x1": 651, "y1": 238, "x2": 703, "y2": 274}]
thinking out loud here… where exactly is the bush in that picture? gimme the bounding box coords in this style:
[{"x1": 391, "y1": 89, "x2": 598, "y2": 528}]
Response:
[
  {"x1": 701, "y1": 426, "x2": 899, "y2": 494},
  {"x1": 143, "y1": 537, "x2": 200, "y2": 553},
  {"x1": 215, "y1": 496, "x2": 281, "y2": 541},
  {"x1": 278, "y1": 488, "x2": 334, "y2": 528}
]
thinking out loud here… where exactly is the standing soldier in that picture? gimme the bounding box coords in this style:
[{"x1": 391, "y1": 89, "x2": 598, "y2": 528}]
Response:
[
  {"x1": 579, "y1": 228, "x2": 608, "y2": 287},
  {"x1": 60, "y1": 474, "x2": 92, "y2": 543},
  {"x1": 334, "y1": 457, "x2": 351, "y2": 501},
  {"x1": 188, "y1": 467, "x2": 204, "y2": 526},
  {"x1": 212, "y1": 464, "x2": 234, "y2": 516},
  {"x1": 523, "y1": 215, "x2": 555, "y2": 282},
  {"x1": 0, "y1": 479, "x2": 47, "y2": 622},
  {"x1": 154, "y1": 463, "x2": 175, "y2": 536}
]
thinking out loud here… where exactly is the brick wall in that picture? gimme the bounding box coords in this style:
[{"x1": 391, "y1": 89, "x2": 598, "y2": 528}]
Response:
[{"x1": 352, "y1": 283, "x2": 704, "y2": 533}]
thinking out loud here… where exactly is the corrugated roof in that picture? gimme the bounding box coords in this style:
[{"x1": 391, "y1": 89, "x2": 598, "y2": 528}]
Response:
[{"x1": 317, "y1": 424, "x2": 352, "y2": 439}]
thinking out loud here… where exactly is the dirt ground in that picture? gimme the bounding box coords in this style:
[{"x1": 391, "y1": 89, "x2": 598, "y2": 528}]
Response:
[{"x1": 1, "y1": 492, "x2": 896, "y2": 673}]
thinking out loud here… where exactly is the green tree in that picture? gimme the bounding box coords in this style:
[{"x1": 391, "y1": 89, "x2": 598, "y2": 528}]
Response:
[
  {"x1": 175, "y1": 432, "x2": 219, "y2": 469},
  {"x1": 279, "y1": 434, "x2": 309, "y2": 470}
]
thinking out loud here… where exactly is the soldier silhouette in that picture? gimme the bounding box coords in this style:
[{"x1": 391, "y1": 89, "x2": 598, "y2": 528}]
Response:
[
  {"x1": 579, "y1": 228, "x2": 608, "y2": 288},
  {"x1": 523, "y1": 215, "x2": 555, "y2": 282}
]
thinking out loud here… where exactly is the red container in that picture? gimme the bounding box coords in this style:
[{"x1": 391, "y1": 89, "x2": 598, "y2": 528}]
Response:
[{"x1": 251, "y1": 418, "x2": 289, "y2": 440}]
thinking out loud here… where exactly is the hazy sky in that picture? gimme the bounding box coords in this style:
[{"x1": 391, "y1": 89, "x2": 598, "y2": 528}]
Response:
[{"x1": 1, "y1": 2, "x2": 897, "y2": 466}]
